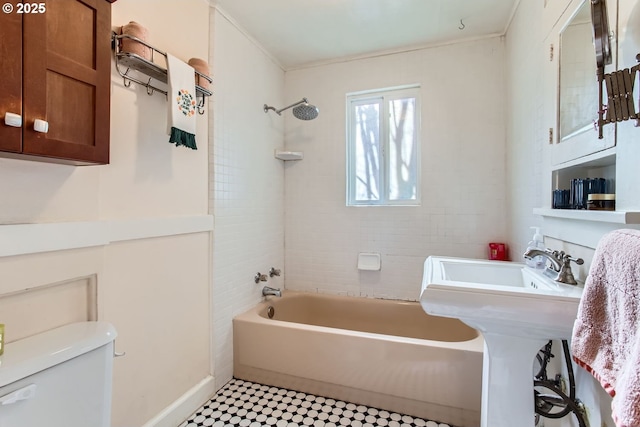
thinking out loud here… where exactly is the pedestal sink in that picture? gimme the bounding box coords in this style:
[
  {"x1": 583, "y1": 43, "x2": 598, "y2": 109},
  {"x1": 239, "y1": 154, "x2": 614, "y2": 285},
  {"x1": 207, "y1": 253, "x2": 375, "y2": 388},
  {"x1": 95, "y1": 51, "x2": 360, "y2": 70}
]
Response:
[{"x1": 420, "y1": 256, "x2": 584, "y2": 427}]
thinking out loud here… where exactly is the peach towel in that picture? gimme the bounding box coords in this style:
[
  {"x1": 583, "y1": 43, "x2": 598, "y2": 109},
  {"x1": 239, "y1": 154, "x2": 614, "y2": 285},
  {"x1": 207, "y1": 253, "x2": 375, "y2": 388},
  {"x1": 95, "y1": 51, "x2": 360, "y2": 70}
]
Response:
[
  {"x1": 571, "y1": 229, "x2": 640, "y2": 427},
  {"x1": 120, "y1": 21, "x2": 151, "y2": 61}
]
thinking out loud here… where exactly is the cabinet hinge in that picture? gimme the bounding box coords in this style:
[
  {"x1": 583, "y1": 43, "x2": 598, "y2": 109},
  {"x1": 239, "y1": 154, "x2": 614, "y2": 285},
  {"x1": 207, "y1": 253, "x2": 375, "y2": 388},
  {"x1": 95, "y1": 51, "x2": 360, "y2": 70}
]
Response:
[
  {"x1": 549, "y1": 44, "x2": 554, "y2": 61},
  {"x1": 549, "y1": 128, "x2": 554, "y2": 144}
]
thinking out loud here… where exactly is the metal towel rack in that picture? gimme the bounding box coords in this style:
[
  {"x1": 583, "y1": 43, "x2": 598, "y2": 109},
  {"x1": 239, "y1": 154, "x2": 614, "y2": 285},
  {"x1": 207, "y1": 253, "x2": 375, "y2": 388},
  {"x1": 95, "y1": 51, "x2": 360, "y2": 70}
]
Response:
[{"x1": 112, "y1": 33, "x2": 213, "y2": 115}]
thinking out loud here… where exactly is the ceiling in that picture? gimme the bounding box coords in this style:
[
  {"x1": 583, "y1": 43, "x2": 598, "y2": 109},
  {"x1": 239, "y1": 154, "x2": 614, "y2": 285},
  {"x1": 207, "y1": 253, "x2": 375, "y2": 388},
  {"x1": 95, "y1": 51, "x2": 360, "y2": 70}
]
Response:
[{"x1": 213, "y1": 0, "x2": 520, "y2": 70}]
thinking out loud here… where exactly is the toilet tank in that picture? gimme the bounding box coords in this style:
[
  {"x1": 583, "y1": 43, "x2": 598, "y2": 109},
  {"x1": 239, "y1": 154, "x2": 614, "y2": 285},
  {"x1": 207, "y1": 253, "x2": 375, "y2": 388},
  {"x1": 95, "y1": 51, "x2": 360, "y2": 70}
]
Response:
[{"x1": 0, "y1": 322, "x2": 117, "y2": 427}]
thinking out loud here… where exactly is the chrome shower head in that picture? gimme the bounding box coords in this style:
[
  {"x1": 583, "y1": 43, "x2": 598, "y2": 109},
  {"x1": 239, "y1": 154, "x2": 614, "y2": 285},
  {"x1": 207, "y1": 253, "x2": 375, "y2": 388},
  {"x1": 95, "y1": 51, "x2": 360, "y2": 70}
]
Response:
[
  {"x1": 293, "y1": 102, "x2": 319, "y2": 120},
  {"x1": 264, "y1": 98, "x2": 319, "y2": 121}
]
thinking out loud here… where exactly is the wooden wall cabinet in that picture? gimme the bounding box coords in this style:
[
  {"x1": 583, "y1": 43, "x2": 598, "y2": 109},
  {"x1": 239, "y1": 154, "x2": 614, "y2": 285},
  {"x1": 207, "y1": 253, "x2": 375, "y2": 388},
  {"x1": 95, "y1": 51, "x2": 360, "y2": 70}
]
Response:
[{"x1": 0, "y1": 0, "x2": 111, "y2": 165}]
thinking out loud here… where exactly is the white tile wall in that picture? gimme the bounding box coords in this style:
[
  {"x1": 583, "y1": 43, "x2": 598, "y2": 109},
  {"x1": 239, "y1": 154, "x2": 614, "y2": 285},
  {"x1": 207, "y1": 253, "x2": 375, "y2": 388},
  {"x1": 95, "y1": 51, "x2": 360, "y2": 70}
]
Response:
[
  {"x1": 210, "y1": 8, "x2": 286, "y2": 389},
  {"x1": 283, "y1": 38, "x2": 509, "y2": 300},
  {"x1": 506, "y1": 0, "x2": 617, "y2": 425},
  {"x1": 505, "y1": 0, "x2": 547, "y2": 260}
]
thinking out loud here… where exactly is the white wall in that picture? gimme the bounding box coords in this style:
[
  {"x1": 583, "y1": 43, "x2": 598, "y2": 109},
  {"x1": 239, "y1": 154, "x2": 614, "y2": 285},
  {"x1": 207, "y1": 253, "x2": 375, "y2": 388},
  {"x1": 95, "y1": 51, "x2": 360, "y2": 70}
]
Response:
[
  {"x1": 283, "y1": 38, "x2": 508, "y2": 300},
  {"x1": 504, "y1": 0, "x2": 547, "y2": 264},
  {"x1": 210, "y1": 7, "x2": 286, "y2": 389},
  {"x1": 504, "y1": 0, "x2": 640, "y2": 425},
  {"x1": 0, "y1": 1, "x2": 213, "y2": 425}
]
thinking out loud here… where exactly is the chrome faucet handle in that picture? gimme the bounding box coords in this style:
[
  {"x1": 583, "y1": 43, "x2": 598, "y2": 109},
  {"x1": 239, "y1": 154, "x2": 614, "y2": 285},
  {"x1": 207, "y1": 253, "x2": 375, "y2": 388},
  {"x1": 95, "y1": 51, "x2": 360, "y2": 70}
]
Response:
[
  {"x1": 563, "y1": 253, "x2": 584, "y2": 266},
  {"x1": 556, "y1": 253, "x2": 584, "y2": 285},
  {"x1": 269, "y1": 267, "x2": 281, "y2": 277},
  {"x1": 254, "y1": 272, "x2": 268, "y2": 284}
]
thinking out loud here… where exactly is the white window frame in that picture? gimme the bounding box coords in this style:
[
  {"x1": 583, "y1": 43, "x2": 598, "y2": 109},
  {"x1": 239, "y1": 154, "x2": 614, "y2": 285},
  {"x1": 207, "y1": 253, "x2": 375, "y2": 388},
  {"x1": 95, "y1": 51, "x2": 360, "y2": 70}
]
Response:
[{"x1": 346, "y1": 85, "x2": 421, "y2": 206}]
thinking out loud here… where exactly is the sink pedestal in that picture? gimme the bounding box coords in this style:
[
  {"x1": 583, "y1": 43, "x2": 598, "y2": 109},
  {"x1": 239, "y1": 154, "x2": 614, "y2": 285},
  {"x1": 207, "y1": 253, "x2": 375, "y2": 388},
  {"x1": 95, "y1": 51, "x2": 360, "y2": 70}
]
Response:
[
  {"x1": 420, "y1": 257, "x2": 584, "y2": 427},
  {"x1": 480, "y1": 331, "x2": 547, "y2": 427}
]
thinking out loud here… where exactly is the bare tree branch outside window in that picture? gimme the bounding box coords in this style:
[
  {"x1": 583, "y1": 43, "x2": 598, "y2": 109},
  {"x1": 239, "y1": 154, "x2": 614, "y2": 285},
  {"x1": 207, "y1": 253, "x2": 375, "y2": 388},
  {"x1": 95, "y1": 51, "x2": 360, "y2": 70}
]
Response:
[
  {"x1": 355, "y1": 104, "x2": 380, "y2": 201},
  {"x1": 348, "y1": 87, "x2": 420, "y2": 206},
  {"x1": 389, "y1": 98, "x2": 417, "y2": 200}
]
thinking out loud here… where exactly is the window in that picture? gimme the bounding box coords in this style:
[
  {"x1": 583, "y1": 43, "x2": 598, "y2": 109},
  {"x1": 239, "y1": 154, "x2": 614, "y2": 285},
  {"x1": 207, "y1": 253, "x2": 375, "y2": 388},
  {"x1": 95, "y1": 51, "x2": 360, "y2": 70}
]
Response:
[{"x1": 347, "y1": 86, "x2": 420, "y2": 206}]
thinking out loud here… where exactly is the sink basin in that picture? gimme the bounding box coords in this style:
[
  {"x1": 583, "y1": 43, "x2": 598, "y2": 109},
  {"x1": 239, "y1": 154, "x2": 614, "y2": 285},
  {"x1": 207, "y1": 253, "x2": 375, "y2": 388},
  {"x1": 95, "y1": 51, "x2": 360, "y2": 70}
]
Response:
[
  {"x1": 420, "y1": 256, "x2": 584, "y2": 427},
  {"x1": 421, "y1": 256, "x2": 583, "y2": 338}
]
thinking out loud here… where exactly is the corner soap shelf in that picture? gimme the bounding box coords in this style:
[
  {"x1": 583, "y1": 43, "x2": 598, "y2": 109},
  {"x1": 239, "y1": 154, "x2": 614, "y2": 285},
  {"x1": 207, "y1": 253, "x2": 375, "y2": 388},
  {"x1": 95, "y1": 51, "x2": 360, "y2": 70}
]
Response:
[
  {"x1": 112, "y1": 33, "x2": 213, "y2": 114},
  {"x1": 274, "y1": 150, "x2": 303, "y2": 161}
]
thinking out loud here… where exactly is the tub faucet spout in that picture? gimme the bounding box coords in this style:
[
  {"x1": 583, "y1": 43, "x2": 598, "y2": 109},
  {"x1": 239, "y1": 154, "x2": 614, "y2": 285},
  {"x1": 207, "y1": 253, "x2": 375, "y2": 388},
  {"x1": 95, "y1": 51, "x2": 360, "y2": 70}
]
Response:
[{"x1": 262, "y1": 286, "x2": 281, "y2": 297}]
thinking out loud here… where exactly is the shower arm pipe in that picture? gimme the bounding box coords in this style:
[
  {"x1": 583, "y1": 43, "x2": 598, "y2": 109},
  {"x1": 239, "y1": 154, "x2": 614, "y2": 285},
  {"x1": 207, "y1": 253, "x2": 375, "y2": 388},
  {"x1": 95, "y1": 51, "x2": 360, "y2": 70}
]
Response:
[{"x1": 264, "y1": 98, "x2": 308, "y2": 115}]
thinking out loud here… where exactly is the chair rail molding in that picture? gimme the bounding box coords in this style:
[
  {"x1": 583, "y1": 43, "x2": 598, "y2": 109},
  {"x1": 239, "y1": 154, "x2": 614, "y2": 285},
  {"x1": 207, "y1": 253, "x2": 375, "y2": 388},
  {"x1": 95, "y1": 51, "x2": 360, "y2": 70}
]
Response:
[{"x1": 0, "y1": 215, "x2": 214, "y2": 258}]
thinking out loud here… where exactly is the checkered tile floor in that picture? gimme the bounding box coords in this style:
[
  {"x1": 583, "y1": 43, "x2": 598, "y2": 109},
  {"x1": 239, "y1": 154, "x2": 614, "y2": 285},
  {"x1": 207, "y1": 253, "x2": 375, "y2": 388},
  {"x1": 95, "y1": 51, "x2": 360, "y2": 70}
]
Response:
[{"x1": 179, "y1": 378, "x2": 452, "y2": 427}]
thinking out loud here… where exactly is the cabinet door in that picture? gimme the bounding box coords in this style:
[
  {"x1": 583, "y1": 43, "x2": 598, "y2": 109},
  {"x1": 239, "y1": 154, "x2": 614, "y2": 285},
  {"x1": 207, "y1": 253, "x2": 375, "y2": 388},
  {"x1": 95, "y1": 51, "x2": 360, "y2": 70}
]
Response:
[
  {"x1": 550, "y1": 0, "x2": 617, "y2": 166},
  {"x1": 0, "y1": 12, "x2": 23, "y2": 153},
  {"x1": 22, "y1": 0, "x2": 111, "y2": 164}
]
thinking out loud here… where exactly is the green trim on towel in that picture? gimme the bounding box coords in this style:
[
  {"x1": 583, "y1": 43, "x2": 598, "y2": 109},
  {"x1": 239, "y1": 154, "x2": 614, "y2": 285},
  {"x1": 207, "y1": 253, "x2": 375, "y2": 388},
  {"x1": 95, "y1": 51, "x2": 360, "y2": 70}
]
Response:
[{"x1": 169, "y1": 127, "x2": 197, "y2": 150}]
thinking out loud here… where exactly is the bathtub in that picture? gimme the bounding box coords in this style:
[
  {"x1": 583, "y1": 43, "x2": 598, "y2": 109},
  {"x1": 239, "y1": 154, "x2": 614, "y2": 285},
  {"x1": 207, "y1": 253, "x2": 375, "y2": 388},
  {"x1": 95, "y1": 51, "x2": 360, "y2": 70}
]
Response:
[{"x1": 233, "y1": 291, "x2": 483, "y2": 427}]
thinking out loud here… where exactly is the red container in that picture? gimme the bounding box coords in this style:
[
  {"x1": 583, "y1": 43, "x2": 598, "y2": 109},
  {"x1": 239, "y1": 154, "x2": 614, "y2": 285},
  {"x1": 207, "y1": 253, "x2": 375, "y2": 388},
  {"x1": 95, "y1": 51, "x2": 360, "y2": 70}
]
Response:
[{"x1": 488, "y1": 243, "x2": 508, "y2": 261}]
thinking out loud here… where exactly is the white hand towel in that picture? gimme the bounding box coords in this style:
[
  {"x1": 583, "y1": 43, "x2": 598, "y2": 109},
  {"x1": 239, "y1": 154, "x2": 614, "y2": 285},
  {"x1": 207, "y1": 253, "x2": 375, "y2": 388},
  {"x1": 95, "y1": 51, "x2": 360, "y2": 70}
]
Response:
[{"x1": 166, "y1": 54, "x2": 197, "y2": 149}]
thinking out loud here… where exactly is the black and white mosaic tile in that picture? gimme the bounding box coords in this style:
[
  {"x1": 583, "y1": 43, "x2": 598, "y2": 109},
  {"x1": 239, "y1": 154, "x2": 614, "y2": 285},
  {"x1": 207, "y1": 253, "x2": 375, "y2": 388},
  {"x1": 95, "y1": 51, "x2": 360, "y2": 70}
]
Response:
[{"x1": 179, "y1": 378, "x2": 453, "y2": 427}]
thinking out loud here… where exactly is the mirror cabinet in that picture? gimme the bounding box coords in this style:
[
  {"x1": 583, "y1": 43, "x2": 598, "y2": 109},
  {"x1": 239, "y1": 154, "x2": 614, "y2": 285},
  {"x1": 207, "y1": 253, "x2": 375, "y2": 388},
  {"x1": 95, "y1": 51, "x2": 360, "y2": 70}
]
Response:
[
  {"x1": 546, "y1": 0, "x2": 617, "y2": 167},
  {"x1": 540, "y1": 0, "x2": 640, "y2": 224},
  {"x1": 542, "y1": 0, "x2": 629, "y2": 220}
]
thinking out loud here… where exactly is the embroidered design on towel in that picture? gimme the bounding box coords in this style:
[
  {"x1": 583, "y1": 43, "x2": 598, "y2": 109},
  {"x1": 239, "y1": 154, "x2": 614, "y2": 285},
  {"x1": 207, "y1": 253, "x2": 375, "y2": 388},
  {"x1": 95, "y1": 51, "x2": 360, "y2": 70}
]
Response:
[
  {"x1": 166, "y1": 53, "x2": 197, "y2": 149},
  {"x1": 176, "y1": 89, "x2": 196, "y2": 117}
]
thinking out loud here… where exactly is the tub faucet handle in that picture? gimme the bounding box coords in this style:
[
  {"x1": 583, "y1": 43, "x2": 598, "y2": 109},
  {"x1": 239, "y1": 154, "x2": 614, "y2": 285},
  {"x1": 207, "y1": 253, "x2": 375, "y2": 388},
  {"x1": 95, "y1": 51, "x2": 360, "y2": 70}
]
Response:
[
  {"x1": 254, "y1": 272, "x2": 268, "y2": 284},
  {"x1": 269, "y1": 267, "x2": 281, "y2": 277}
]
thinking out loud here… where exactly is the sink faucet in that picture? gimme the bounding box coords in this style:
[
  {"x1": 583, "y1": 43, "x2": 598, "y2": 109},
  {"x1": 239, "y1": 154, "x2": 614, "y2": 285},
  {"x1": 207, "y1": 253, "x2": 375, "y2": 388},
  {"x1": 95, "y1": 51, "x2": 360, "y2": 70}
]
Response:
[
  {"x1": 523, "y1": 248, "x2": 584, "y2": 285},
  {"x1": 523, "y1": 249, "x2": 562, "y2": 271},
  {"x1": 262, "y1": 286, "x2": 281, "y2": 297}
]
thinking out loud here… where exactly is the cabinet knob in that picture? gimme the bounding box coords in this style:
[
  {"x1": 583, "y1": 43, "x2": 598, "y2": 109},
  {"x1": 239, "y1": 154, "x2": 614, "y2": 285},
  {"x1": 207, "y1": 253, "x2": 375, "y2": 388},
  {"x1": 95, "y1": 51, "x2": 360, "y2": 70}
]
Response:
[
  {"x1": 33, "y1": 119, "x2": 49, "y2": 133},
  {"x1": 4, "y1": 112, "x2": 22, "y2": 128}
]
